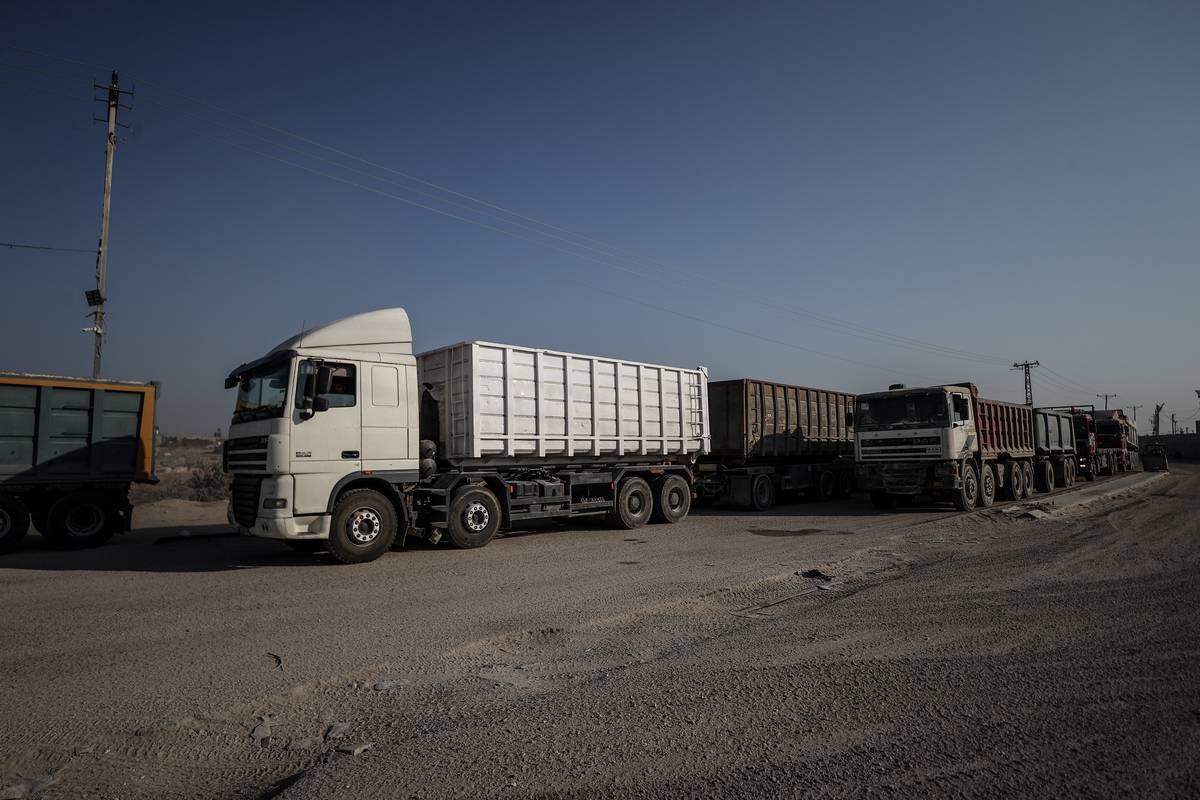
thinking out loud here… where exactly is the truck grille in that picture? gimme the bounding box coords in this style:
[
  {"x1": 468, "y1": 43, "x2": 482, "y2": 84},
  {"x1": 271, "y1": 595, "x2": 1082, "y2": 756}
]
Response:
[
  {"x1": 231, "y1": 475, "x2": 263, "y2": 527},
  {"x1": 224, "y1": 436, "x2": 269, "y2": 473}
]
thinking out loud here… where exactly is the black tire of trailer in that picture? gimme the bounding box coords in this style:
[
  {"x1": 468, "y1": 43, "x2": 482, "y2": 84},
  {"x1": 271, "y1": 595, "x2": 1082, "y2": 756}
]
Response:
[
  {"x1": 1003, "y1": 462, "x2": 1022, "y2": 501},
  {"x1": 651, "y1": 474, "x2": 691, "y2": 524},
  {"x1": 977, "y1": 464, "x2": 996, "y2": 508},
  {"x1": 835, "y1": 470, "x2": 854, "y2": 498},
  {"x1": 1034, "y1": 461, "x2": 1054, "y2": 494},
  {"x1": 815, "y1": 470, "x2": 836, "y2": 502},
  {"x1": 611, "y1": 477, "x2": 654, "y2": 529},
  {"x1": 41, "y1": 491, "x2": 120, "y2": 549},
  {"x1": 749, "y1": 474, "x2": 775, "y2": 511},
  {"x1": 0, "y1": 495, "x2": 31, "y2": 553},
  {"x1": 953, "y1": 462, "x2": 979, "y2": 511},
  {"x1": 1021, "y1": 462, "x2": 1034, "y2": 498},
  {"x1": 869, "y1": 490, "x2": 895, "y2": 510},
  {"x1": 327, "y1": 488, "x2": 398, "y2": 563}
]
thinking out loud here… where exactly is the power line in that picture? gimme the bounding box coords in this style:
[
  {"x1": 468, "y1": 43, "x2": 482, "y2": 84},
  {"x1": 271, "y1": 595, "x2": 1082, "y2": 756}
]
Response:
[{"x1": 1, "y1": 240, "x2": 95, "y2": 254}]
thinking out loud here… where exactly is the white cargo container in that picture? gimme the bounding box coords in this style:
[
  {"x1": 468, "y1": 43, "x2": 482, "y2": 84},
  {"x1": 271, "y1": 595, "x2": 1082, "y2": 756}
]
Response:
[
  {"x1": 221, "y1": 308, "x2": 709, "y2": 563},
  {"x1": 417, "y1": 341, "x2": 709, "y2": 464}
]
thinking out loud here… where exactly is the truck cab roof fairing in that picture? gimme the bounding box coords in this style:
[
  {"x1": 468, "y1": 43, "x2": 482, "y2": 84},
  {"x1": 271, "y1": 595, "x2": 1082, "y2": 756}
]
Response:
[{"x1": 271, "y1": 308, "x2": 413, "y2": 356}]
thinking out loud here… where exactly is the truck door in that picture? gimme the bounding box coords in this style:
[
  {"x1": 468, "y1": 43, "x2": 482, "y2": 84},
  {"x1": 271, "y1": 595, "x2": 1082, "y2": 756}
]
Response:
[
  {"x1": 362, "y1": 363, "x2": 419, "y2": 474},
  {"x1": 950, "y1": 392, "x2": 976, "y2": 455},
  {"x1": 290, "y1": 359, "x2": 362, "y2": 515}
]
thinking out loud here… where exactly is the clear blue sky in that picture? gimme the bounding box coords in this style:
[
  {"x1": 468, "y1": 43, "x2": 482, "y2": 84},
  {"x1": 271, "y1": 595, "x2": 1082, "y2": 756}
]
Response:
[{"x1": 3, "y1": 0, "x2": 1198, "y2": 434}]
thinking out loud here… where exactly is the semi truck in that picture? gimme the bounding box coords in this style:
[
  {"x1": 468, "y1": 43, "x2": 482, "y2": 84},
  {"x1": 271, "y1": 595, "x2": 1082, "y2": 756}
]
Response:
[
  {"x1": 1094, "y1": 409, "x2": 1139, "y2": 472},
  {"x1": 222, "y1": 309, "x2": 711, "y2": 563},
  {"x1": 0, "y1": 372, "x2": 159, "y2": 552},
  {"x1": 1043, "y1": 405, "x2": 1124, "y2": 480},
  {"x1": 853, "y1": 382, "x2": 1076, "y2": 511},
  {"x1": 694, "y1": 378, "x2": 854, "y2": 509}
]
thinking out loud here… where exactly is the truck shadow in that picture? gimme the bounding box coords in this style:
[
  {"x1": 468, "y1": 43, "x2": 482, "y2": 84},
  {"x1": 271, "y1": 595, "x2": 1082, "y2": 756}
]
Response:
[
  {"x1": 688, "y1": 497, "x2": 939, "y2": 518},
  {"x1": 1, "y1": 525, "x2": 333, "y2": 573}
]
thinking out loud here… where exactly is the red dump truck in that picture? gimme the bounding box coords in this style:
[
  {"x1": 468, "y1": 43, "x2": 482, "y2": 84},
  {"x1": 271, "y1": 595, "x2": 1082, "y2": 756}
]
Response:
[
  {"x1": 694, "y1": 378, "x2": 854, "y2": 509},
  {"x1": 854, "y1": 382, "x2": 1076, "y2": 510},
  {"x1": 1047, "y1": 406, "x2": 1139, "y2": 479}
]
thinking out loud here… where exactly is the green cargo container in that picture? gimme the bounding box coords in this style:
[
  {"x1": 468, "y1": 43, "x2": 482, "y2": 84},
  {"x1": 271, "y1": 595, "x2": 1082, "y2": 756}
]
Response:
[{"x1": 0, "y1": 372, "x2": 158, "y2": 553}]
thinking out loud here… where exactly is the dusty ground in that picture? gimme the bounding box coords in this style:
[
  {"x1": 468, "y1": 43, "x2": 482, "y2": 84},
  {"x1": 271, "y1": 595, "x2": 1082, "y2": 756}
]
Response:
[{"x1": 1, "y1": 467, "x2": 1197, "y2": 799}]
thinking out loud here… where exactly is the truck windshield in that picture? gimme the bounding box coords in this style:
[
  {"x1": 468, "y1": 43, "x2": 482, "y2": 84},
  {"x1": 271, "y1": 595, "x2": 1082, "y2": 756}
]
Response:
[
  {"x1": 232, "y1": 361, "x2": 291, "y2": 423},
  {"x1": 857, "y1": 393, "x2": 949, "y2": 430}
]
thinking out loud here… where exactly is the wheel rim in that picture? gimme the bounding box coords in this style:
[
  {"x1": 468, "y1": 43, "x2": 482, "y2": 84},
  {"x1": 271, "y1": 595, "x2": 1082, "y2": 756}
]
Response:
[
  {"x1": 629, "y1": 492, "x2": 645, "y2": 515},
  {"x1": 964, "y1": 472, "x2": 977, "y2": 504},
  {"x1": 982, "y1": 470, "x2": 994, "y2": 499},
  {"x1": 0, "y1": 509, "x2": 9, "y2": 536},
  {"x1": 667, "y1": 486, "x2": 686, "y2": 512},
  {"x1": 65, "y1": 504, "x2": 104, "y2": 537},
  {"x1": 755, "y1": 478, "x2": 770, "y2": 504},
  {"x1": 347, "y1": 507, "x2": 382, "y2": 544},
  {"x1": 464, "y1": 501, "x2": 490, "y2": 532}
]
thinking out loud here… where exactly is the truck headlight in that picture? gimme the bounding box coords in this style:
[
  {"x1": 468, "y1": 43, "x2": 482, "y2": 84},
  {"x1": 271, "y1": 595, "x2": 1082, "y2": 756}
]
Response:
[{"x1": 263, "y1": 498, "x2": 288, "y2": 509}]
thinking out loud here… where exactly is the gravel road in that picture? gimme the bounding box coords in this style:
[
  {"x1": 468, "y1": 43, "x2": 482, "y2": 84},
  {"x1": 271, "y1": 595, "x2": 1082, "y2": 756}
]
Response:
[{"x1": 1, "y1": 467, "x2": 1197, "y2": 798}]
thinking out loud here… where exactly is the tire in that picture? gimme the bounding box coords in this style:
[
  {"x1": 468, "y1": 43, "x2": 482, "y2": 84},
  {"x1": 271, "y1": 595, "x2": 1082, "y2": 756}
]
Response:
[
  {"x1": 748, "y1": 474, "x2": 775, "y2": 511},
  {"x1": 977, "y1": 464, "x2": 996, "y2": 508},
  {"x1": 836, "y1": 471, "x2": 854, "y2": 498},
  {"x1": 0, "y1": 495, "x2": 31, "y2": 553},
  {"x1": 953, "y1": 463, "x2": 979, "y2": 511},
  {"x1": 610, "y1": 477, "x2": 653, "y2": 529},
  {"x1": 284, "y1": 539, "x2": 326, "y2": 552},
  {"x1": 42, "y1": 492, "x2": 119, "y2": 549},
  {"x1": 650, "y1": 474, "x2": 691, "y2": 524},
  {"x1": 1034, "y1": 461, "x2": 1054, "y2": 494},
  {"x1": 1064, "y1": 461, "x2": 1075, "y2": 487},
  {"x1": 1021, "y1": 463, "x2": 1034, "y2": 498},
  {"x1": 815, "y1": 471, "x2": 836, "y2": 502},
  {"x1": 327, "y1": 488, "x2": 398, "y2": 563},
  {"x1": 1053, "y1": 459, "x2": 1069, "y2": 489},
  {"x1": 446, "y1": 485, "x2": 501, "y2": 549},
  {"x1": 1003, "y1": 462, "x2": 1023, "y2": 501},
  {"x1": 869, "y1": 490, "x2": 896, "y2": 510}
]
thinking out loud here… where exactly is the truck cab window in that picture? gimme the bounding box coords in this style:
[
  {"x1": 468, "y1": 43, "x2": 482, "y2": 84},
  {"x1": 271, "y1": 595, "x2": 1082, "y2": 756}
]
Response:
[
  {"x1": 296, "y1": 362, "x2": 357, "y2": 409},
  {"x1": 952, "y1": 395, "x2": 969, "y2": 424}
]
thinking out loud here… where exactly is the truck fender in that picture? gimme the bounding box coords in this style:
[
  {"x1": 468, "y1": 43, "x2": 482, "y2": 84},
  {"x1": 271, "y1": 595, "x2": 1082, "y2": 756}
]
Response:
[{"x1": 326, "y1": 473, "x2": 412, "y2": 525}]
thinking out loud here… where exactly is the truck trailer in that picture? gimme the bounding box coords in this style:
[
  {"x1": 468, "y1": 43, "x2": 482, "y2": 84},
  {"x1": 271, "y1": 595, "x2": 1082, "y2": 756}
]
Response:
[
  {"x1": 854, "y1": 382, "x2": 1076, "y2": 511},
  {"x1": 0, "y1": 372, "x2": 158, "y2": 552},
  {"x1": 222, "y1": 309, "x2": 710, "y2": 563},
  {"x1": 694, "y1": 378, "x2": 854, "y2": 509}
]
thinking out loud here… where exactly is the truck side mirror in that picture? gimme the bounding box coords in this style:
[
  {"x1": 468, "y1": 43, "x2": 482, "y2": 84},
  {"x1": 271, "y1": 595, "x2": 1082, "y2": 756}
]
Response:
[
  {"x1": 315, "y1": 365, "x2": 334, "y2": 396},
  {"x1": 312, "y1": 396, "x2": 330, "y2": 413}
]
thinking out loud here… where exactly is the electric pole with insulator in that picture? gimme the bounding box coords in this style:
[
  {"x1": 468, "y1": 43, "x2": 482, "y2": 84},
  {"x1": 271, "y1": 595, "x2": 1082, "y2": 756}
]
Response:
[
  {"x1": 1152, "y1": 403, "x2": 1164, "y2": 436},
  {"x1": 1096, "y1": 392, "x2": 1118, "y2": 411},
  {"x1": 1012, "y1": 360, "x2": 1039, "y2": 405},
  {"x1": 84, "y1": 70, "x2": 132, "y2": 378},
  {"x1": 1130, "y1": 404, "x2": 1142, "y2": 423}
]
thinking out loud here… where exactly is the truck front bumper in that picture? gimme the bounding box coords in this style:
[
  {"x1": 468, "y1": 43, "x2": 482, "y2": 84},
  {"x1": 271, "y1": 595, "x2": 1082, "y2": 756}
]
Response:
[
  {"x1": 227, "y1": 503, "x2": 331, "y2": 540},
  {"x1": 857, "y1": 461, "x2": 960, "y2": 495}
]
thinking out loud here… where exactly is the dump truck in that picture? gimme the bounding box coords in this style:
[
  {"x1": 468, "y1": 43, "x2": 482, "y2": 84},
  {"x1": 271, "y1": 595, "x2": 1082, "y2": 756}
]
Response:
[
  {"x1": 222, "y1": 308, "x2": 710, "y2": 563},
  {"x1": 0, "y1": 372, "x2": 158, "y2": 552},
  {"x1": 1093, "y1": 408, "x2": 1139, "y2": 472},
  {"x1": 854, "y1": 382, "x2": 1075, "y2": 510},
  {"x1": 1043, "y1": 405, "x2": 1121, "y2": 480},
  {"x1": 694, "y1": 378, "x2": 854, "y2": 509}
]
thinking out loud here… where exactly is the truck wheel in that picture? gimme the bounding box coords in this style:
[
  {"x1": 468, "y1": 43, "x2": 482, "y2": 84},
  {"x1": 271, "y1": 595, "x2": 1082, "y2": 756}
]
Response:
[
  {"x1": 953, "y1": 463, "x2": 979, "y2": 511},
  {"x1": 611, "y1": 477, "x2": 653, "y2": 529},
  {"x1": 869, "y1": 491, "x2": 895, "y2": 510},
  {"x1": 1034, "y1": 461, "x2": 1054, "y2": 494},
  {"x1": 1053, "y1": 459, "x2": 1069, "y2": 488},
  {"x1": 815, "y1": 471, "x2": 836, "y2": 502},
  {"x1": 977, "y1": 465, "x2": 996, "y2": 508},
  {"x1": 836, "y1": 471, "x2": 854, "y2": 498},
  {"x1": 749, "y1": 474, "x2": 775, "y2": 511},
  {"x1": 328, "y1": 488, "x2": 398, "y2": 562},
  {"x1": 651, "y1": 475, "x2": 691, "y2": 524},
  {"x1": 0, "y1": 496, "x2": 31, "y2": 553},
  {"x1": 1003, "y1": 463, "x2": 1022, "y2": 501},
  {"x1": 42, "y1": 492, "x2": 119, "y2": 549},
  {"x1": 445, "y1": 486, "x2": 501, "y2": 549},
  {"x1": 1021, "y1": 463, "x2": 1034, "y2": 498}
]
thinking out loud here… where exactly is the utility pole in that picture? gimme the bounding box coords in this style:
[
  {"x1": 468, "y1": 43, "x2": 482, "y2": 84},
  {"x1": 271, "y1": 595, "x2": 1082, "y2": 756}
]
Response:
[
  {"x1": 1171, "y1": 413, "x2": 1177, "y2": 435},
  {"x1": 84, "y1": 70, "x2": 132, "y2": 379},
  {"x1": 1012, "y1": 360, "x2": 1040, "y2": 405},
  {"x1": 1096, "y1": 392, "x2": 1118, "y2": 410},
  {"x1": 1152, "y1": 403, "x2": 1165, "y2": 436},
  {"x1": 1130, "y1": 404, "x2": 1142, "y2": 423}
]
